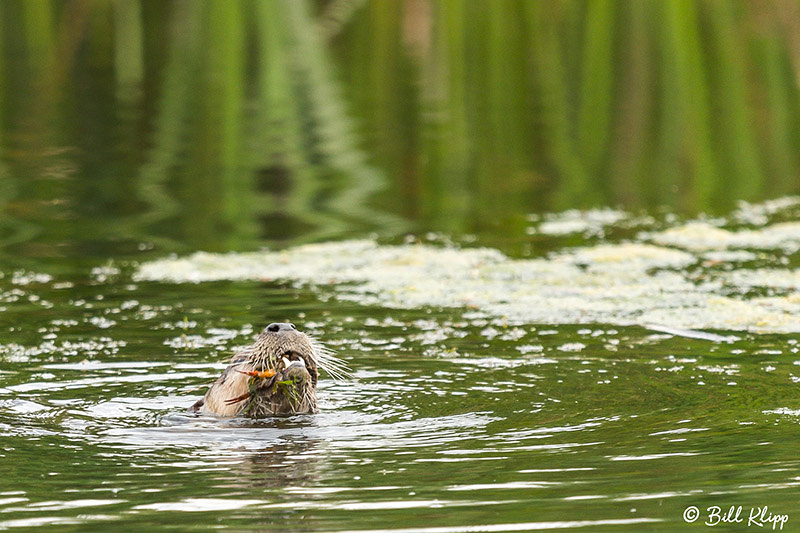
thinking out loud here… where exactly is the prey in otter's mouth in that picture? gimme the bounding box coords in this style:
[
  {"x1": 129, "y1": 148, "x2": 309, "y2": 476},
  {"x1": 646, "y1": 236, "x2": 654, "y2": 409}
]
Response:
[{"x1": 189, "y1": 322, "x2": 346, "y2": 417}]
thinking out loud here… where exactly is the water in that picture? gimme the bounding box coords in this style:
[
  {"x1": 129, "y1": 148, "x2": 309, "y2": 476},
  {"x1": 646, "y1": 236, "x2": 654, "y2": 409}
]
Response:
[
  {"x1": 3, "y1": 1, "x2": 800, "y2": 531},
  {"x1": 3, "y1": 226, "x2": 800, "y2": 530}
]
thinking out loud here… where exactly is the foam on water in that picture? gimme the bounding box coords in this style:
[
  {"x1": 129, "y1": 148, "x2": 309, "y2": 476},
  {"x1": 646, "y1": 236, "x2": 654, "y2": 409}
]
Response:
[
  {"x1": 528, "y1": 208, "x2": 636, "y2": 236},
  {"x1": 135, "y1": 211, "x2": 800, "y2": 333},
  {"x1": 645, "y1": 221, "x2": 800, "y2": 252}
]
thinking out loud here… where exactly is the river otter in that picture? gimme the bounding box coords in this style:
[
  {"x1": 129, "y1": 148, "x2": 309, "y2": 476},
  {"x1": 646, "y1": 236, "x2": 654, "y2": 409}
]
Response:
[{"x1": 190, "y1": 322, "x2": 346, "y2": 417}]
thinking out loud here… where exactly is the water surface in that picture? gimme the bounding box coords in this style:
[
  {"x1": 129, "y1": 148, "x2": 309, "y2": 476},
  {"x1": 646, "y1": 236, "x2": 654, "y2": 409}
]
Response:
[{"x1": 4, "y1": 202, "x2": 800, "y2": 530}]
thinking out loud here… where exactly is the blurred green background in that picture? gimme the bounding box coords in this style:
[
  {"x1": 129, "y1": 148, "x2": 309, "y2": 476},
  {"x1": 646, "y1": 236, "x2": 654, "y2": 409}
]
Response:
[{"x1": 1, "y1": 0, "x2": 799, "y2": 258}]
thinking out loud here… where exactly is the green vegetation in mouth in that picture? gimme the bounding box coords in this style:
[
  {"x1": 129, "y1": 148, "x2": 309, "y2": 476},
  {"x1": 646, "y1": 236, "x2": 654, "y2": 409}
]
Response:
[
  {"x1": 276, "y1": 377, "x2": 303, "y2": 407},
  {"x1": 238, "y1": 373, "x2": 304, "y2": 412}
]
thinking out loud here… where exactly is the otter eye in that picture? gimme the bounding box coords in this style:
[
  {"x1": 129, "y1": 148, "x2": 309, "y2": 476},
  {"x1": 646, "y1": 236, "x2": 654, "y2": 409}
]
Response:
[{"x1": 267, "y1": 323, "x2": 280, "y2": 332}]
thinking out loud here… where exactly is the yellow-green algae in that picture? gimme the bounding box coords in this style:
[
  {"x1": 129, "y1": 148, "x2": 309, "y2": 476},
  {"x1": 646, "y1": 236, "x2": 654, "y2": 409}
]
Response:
[
  {"x1": 645, "y1": 221, "x2": 800, "y2": 252},
  {"x1": 136, "y1": 209, "x2": 800, "y2": 333}
]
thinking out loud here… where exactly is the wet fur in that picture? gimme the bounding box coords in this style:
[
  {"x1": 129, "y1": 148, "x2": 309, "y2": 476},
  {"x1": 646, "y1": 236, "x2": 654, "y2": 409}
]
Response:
[
  {"x1": 191, "y1": 355, "x2": 253, "y2": 417},
  {"x1": 190, "y1": 325, "x2": 345, "y2": 417}
]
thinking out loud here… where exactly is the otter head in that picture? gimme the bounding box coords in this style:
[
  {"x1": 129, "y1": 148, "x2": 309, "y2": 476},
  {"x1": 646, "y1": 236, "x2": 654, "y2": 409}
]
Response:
[
  {"x1": 191, "y1": 322, "x2": 348, "y2": 418},
  {"x1": 252, "y1": 322, "x2": 319, "y2": 386},
  {"x1": 245, "y1": 322, "x2": 319, "y2": 416}
]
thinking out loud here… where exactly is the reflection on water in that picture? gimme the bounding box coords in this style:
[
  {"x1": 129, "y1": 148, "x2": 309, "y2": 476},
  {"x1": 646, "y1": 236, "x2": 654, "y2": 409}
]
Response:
[{"x1": 2, "y1": 1, "x2": 800, "y2": 257}]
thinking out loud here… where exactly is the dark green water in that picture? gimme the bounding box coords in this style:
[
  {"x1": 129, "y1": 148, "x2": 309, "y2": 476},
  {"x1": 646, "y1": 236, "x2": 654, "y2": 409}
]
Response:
[
  {"x1": 3, "y1": 273, "x2": 800, "y2": 531},
  {"x1": 2, "y1": 1, "x2": 800, "y2": 531}
]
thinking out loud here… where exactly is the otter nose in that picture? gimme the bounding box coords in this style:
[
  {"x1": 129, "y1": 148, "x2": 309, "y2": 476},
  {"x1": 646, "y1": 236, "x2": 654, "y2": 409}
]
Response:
[{"x1": 266, "y1": 322, "x2": 296, "y2": 333}]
